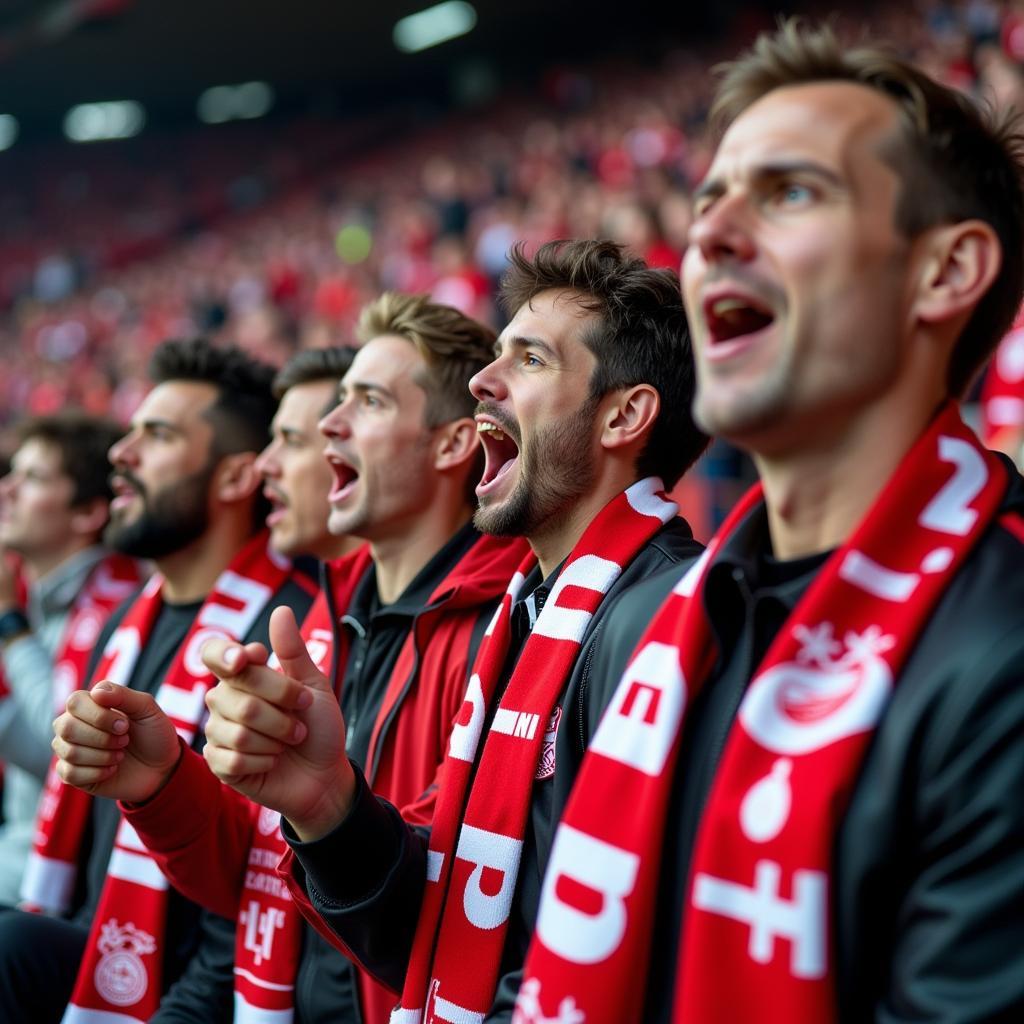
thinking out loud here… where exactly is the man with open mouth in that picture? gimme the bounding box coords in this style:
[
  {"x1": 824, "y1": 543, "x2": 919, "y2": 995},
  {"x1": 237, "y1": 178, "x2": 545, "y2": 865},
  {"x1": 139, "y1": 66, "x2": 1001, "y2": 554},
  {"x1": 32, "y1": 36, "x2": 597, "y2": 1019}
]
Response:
[
  {"x1": 516, "y1": 21, "x2": 1024, "y2": 1024},
  {"x1": 53, "y1": 294, "x2": 530, "y2": 1024}
]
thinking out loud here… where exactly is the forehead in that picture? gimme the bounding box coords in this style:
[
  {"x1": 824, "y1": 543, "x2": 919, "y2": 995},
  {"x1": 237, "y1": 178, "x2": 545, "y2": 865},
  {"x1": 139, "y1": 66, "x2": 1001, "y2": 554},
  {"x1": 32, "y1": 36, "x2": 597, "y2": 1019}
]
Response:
[
  {"x1": 12, "y1": 436, "x2": 63, "y2": 472},
  {"x1": 275, "y1": 379, "x2": 337, "y2": 429},
  {"x1": 501, "y1": 288, "x2": 601, "y2": 361},
  {"x1": 345, "y1": 334, "x2": 427, "y2": 393},
  {"x1": 132, "y1": 380, "x2": 218, "y2": 428},
  {"x1": 710, "y1": 80, "x2": 902, "y2": 184}
]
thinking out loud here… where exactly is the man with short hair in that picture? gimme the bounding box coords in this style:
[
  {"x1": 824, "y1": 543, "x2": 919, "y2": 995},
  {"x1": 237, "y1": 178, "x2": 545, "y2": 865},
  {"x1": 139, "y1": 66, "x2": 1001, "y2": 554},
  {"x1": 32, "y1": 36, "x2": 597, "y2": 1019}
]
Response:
[
  {"x1": 0, "y1": 412, "x2": 140, "y2": 904},
  {"x1": 53, "y1": 296, "x2": 530, "y2": 1024},
  {"x1": 516, "y1": 23, "x2": 1024, "y2": 1023},
  {"x1": 187, "y1": 240, "x2": 707, "y2": 1023},
  {"x1": 0, "y1": 338, "x2": 318, "y2": 1024}
]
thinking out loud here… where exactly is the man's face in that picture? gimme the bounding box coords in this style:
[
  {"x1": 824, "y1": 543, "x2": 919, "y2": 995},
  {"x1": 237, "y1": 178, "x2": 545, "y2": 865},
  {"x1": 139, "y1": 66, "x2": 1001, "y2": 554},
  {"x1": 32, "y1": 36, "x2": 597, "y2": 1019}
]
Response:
[
  {"x1": 470, "y1": 288, "x2": 602, "y2": 538},
  {"x1": 682, "y1": 81, "x2": 914, "y2": 454},
  {"x1": 255, "y1": 379, "x2": 337, "y2": 559},
  {"x1": 105, "y1": 380, "x2": 219, "y2": 559},
  {"x1": 0, "y1": 438, "x2": 78, "y2": 559},
  {"x1": 319, "y1": 335, "x2": 442, "y2": 543}
]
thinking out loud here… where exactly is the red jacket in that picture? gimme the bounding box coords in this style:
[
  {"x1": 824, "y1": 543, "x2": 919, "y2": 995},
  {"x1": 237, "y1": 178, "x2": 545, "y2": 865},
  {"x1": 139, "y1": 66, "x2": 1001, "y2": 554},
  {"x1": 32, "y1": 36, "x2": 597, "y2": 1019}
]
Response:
[{"x1": 123, "y1": 532, "x2": 528, "y2": 1023}]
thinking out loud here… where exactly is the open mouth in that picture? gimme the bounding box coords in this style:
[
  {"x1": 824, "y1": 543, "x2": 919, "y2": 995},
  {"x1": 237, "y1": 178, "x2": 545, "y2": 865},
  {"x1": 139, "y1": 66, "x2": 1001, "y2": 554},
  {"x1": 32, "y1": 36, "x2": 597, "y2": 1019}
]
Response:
[
  {"x1": 703, "y1": 294, "x2": 775, "y2": 347},
  {"x1": 476, "y1": 416, "x2": 521, "y2": 498},
  {"x1": 109, "y1": 475, "x2": 142, "y2": 513},
  {"x1": 326, "y1": 453, "x2": 359, "y2": 504},
  {"x1": 263, "y1": 487, "x2": 288, "y2": 526}
]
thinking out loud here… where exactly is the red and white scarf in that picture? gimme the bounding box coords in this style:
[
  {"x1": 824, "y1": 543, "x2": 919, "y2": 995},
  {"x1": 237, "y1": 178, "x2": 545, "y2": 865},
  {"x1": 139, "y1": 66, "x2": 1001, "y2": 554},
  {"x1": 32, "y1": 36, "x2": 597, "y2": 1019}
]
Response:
[
  {"x1": 392, "y1": 478, "x2": 679, "y2": 1024},
  {"x1": 233, "y1": 547, "x2": 370, "y2": 1024},
  {"x1": 58, "y1": 532, "x2": 292, "y2": 1024},
  {"x1": 514, "y1": 404, "x2": 1009, "y2": 1024},
  {"x1": 19, "y1": 552, "x2": 143, "y2": 912}
]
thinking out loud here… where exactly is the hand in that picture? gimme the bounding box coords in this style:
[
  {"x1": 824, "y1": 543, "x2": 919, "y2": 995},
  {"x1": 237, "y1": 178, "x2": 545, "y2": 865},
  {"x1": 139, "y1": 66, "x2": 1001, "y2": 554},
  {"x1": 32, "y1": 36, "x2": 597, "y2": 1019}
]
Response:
[
  {"x1": 52, "y1": 682, "x2": 182, "y2": 802},
  {"x1": 201, "y1": 605, "x2": 357, "y2": 840}
]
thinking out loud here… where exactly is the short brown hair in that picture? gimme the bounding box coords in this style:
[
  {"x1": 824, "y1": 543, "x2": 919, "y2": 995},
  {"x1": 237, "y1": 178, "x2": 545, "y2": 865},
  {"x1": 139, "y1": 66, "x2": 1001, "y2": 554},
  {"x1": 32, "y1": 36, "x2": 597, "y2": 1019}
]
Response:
[
  {"x1": 500, "y1": 239, "x2": 708, "y2": 489},
  {"x1": 272, "y1": 346, "x2": 356, "y2": 401},
  {"x1": 710, "y1": 18, "x2": 1024, "y2": 396},
  {"x1": 356, "y1": 292, "x2": 496, "y2": 427},
  {"x1": 17, "y1": 411, "x2": 124, "y2": 509}
]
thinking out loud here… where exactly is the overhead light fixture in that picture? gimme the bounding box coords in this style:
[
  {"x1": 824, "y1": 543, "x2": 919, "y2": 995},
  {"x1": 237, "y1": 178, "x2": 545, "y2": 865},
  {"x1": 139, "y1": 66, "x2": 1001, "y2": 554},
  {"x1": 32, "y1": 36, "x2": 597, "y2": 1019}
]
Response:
[
  {"x1": 393, "y1": 1, "x2": 477, "y2": 53},
  {"x1": 63, "y1": 101, "x2": 145, "y2": 142},
  {"x1": 197, "y1": 82, "x2": 274, "y2": 124},
  {"x1": 0, "y1": 114, "x2": 18, "y2": 152}
]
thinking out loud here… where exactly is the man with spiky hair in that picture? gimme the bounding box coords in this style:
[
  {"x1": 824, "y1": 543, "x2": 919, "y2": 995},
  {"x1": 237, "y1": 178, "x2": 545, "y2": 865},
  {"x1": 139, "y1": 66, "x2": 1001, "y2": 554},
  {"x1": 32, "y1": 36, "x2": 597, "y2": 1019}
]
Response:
[
  {"x1": 0, "y1": 412, "x2": 139, "y2": 904},
  {"x1": 516, "y1": 22, "x2": 1024, "y2": 1024},
  {"x1": 0, "y1": 338, "x2": 317, "y2": 1024}
]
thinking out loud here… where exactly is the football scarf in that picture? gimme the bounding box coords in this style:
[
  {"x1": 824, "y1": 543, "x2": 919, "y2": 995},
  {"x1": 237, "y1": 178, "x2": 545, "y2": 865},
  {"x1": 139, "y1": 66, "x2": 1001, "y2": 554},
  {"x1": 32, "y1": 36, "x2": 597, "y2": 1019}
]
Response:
[
  {"x1": 234, "y1": 546, "x2": 371, "y2": 1024},
  {"x1": 58, "y1": 532, "x2": 291, "y2": 1024},
  {"x1": 392, "y1": 478, "x2": 679, "y2": 1024},
  {"x1": 514, "y1": 403, "x2": 1008, "y2": 1024},
  {"x1": 19, "y1": 552, "x2": 143, "y2": 912}
]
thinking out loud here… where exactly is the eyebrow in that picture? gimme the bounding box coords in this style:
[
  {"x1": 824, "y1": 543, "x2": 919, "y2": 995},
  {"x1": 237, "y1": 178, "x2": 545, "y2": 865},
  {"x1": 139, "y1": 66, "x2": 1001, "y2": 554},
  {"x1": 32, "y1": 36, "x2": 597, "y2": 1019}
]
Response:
[
  {"x1": 136, "y1": 417, "x2": 182, "y2": 435},
  {"x1": 499, "y1": 334, "x2": 559, "y2": 360},
  {"x1": 694, "y1": 159, "x2": 847, "y2": 203},
  {"x1": 338, "y1": 381, "x2": 395, "y2": 402}
]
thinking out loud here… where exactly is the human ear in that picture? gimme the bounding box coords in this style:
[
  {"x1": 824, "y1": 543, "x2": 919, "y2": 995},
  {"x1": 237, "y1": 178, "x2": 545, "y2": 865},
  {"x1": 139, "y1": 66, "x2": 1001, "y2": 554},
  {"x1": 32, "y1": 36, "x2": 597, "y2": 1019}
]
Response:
[
  {"x1": 433, "y1": 418, "x2": 480, "y2": 473},
  {"x1": 213, "y1": 452, "x2": 262, "y2": 504},
  {"x1": 913, "y1": 220, "x2": 1001, "y2": 328},
  {"x1": 599, "y1": 384, "x2": 661, "y2": 453}
]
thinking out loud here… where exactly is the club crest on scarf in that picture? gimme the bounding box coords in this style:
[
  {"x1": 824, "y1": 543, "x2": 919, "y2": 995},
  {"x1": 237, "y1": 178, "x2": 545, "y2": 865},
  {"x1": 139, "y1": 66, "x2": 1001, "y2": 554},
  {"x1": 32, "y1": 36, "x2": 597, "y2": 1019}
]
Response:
[
  {"x1": 93, "y1": 919, "x2": 157, "y2": 1008},
  {"x1": 739, "y1": 622, "x2": 894, "y2": 760}
]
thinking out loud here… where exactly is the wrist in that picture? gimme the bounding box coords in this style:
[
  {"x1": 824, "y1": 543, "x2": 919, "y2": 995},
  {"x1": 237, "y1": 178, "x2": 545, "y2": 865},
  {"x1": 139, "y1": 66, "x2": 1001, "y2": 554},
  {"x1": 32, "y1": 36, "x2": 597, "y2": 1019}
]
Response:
[{"x1": 289, "y1": 761, "x2": 358, "y2": 842}]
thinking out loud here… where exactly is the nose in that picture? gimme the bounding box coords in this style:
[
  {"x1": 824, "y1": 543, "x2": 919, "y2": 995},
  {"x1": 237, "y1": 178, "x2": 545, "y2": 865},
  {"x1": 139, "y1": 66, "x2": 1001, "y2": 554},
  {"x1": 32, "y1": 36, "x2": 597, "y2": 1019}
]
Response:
[
  {"x1": 469, "y1": 356, "x2": 508, "y2": 404},
  {"x1": 688, "y1": 190, "x2": 756, "y2": 265},
  {"x1": 254, "y1": 439, "x2": 280, "y2": 479},
  {"x1": 108, "y1": 430, "x2": 139, "y2": 469},
  {"x1": 319, "y1": 401, "x2": 351, "y2": 441}
]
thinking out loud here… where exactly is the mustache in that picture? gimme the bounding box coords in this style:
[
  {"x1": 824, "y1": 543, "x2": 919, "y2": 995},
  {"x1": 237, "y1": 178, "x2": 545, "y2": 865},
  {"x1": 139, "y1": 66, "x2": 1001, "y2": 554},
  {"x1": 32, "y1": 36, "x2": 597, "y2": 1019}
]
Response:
[
  {"x1": 699, "y1": 269, "x2": 784, "y2": 310},
  {"x1": 109, "y1": 470, "x2": 146, "y2": 498},
  {"x1": 474, "y1": 402, "x2": 521, "y2": 445}
]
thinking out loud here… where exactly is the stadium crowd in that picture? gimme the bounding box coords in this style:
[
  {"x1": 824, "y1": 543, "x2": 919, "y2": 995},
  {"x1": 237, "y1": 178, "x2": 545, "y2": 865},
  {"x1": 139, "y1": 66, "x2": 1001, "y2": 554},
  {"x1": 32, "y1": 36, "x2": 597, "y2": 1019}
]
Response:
[{"x1": 0, "y1": 4, "x2": 1022, "y2": 1024}]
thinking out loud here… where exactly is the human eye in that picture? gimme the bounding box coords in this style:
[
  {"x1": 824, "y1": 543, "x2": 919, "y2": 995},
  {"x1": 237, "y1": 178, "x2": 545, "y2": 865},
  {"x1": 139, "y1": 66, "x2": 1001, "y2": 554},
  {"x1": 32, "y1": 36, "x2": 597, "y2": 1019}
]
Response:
[{"x1": 772, "y1": 179, "x2": 815, "y2": 207}]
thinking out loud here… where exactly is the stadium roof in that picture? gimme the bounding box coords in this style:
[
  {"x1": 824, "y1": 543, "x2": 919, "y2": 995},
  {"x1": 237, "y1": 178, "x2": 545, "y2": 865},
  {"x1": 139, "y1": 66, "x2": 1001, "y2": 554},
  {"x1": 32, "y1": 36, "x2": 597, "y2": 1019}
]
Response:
[{"x1": 0, "y1": 0, "x2": 735, "y2": 139}]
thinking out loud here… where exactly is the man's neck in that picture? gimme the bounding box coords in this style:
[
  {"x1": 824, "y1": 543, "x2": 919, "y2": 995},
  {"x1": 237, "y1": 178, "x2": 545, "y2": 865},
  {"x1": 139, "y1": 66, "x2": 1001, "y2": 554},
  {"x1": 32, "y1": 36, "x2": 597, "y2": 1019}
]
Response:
[
  {"x1": 371, "y1": 506, "x2": 472, "y2": 605},
  {"x1": 529, "y1": 471, "x2": 638, "y2": 579},
  {"x1": 754, "y1": 398, "x2": 940, "y2": 560},
  {"x1": 156, "y1": 516, "x2": 257, "y2": 603}
]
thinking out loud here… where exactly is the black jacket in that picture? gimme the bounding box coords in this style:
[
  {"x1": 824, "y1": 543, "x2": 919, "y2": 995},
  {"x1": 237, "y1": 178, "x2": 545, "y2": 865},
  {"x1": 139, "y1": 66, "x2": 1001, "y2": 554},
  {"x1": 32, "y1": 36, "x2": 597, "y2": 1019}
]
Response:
[
  {"x1": 493, "y1": 468, "x2": 1024, "y2": 1023},
  {"x1": 286, "y1": 516, "x2": 704, "y2": 1004}
]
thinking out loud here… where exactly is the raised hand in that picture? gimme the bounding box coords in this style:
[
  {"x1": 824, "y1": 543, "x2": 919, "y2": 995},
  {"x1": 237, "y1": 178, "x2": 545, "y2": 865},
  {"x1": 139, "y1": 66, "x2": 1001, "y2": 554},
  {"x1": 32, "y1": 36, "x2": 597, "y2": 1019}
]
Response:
[
  {"x1": 52, "y1": 682, "x2": 182, "y2": 803},
  {"x1": 201, "y1": 605, "x2": 357, "y2": 840}
]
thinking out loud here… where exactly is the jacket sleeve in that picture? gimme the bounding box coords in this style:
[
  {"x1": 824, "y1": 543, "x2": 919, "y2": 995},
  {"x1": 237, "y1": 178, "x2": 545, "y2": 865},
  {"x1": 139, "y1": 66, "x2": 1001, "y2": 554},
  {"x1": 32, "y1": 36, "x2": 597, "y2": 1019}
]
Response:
[
  {"x1": 120, "y1": 740, "x2": 256, "y2": 920},
  {"x1": 282, "y1": 765, "x2": 429, "y2": 993},
  {"x1": 149, "y1": 908, "x2": 237, "y2": 1024},
  {"x1": 871, "y1": 625, "x2": 1024, "y2": 1023}
]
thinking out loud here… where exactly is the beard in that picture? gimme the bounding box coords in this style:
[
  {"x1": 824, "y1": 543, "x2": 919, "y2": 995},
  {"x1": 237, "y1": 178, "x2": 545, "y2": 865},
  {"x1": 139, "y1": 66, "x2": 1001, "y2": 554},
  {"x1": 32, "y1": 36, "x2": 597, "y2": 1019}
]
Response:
[
  {"x1": 104, "y1": 462, "x2": 215, "y2": 560},
  {"x1": 474, "y1": 395, "x2": 599, "y2": 538}
]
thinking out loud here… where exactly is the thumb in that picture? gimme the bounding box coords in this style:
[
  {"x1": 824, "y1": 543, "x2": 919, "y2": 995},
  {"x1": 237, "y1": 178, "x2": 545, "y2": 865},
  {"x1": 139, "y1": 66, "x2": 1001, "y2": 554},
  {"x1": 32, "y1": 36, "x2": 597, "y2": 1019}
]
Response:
[
  {"x1": 90, "y1": 681, "x2": 164, "y2": 724},
  {"x1": 269, "y1": 606, "x2": 331, "y2": 692}
]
